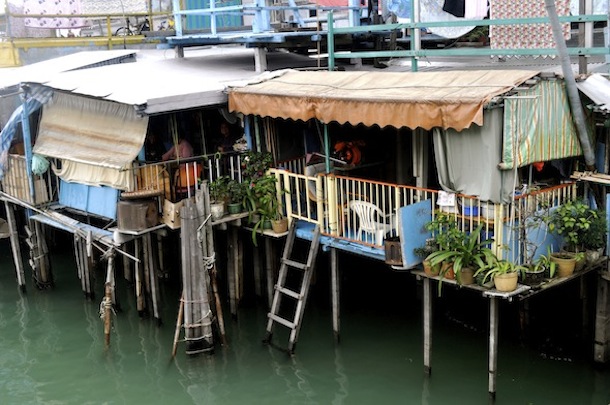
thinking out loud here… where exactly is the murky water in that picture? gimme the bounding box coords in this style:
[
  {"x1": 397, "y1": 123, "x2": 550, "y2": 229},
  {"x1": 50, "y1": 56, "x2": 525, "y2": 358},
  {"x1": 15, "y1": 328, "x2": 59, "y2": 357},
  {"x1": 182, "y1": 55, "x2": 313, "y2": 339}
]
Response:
[{"x1": 1, "y1": 238, "x2": 609, "y2": 404}]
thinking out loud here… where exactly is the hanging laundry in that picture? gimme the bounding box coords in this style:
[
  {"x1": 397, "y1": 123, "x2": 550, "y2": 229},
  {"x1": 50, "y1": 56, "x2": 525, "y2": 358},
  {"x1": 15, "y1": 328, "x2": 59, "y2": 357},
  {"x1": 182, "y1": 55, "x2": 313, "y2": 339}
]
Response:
[
  {"x1": 464, "y1": 0, "x2": 489, "y2": 19},
  {"x1": 23, "y1": 0, "x2": 87, "y2": 29},
  {"x1": 420, "y1": 0, "x2": 475, "y2": 38},
  {"x1": 490, "y1": 0, "x2": 571, "y2": 57},
  {"x1": 442, "y1": 0, "x2": 465, "y2": 17}
]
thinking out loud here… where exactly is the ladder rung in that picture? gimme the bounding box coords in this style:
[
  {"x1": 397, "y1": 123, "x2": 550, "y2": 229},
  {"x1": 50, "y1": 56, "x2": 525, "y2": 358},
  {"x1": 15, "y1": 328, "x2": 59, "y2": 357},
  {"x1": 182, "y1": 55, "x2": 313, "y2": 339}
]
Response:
[
  {"x1": 275, "y1": 285, "x2": 301, "y2": 300},
  {"x1": 268, "y1": 313, "x2": 295, "y2": 329},
  {"x1": 282, "y1": 258, "x2": 307, "y2": 270}
]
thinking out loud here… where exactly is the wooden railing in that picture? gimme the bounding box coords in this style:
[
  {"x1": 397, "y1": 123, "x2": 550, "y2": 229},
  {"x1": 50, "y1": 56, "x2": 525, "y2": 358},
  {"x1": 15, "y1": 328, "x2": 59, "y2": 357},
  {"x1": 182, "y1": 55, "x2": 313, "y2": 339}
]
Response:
[
  {"x1": 0, "y1": 154, "x2": 52, "y2": 206},
  {"x1": 127, "y1": 152, "x2": 244, "y2": 202}
]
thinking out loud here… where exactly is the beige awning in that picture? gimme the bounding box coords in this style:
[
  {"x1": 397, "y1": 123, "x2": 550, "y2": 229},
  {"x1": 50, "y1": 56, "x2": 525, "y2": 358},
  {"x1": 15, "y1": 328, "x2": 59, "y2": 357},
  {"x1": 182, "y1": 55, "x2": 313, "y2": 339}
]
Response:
[
  {"x1": 33, "y1": 92, "x2": 149, "y2": 170},
  {"x1": 228, "y1": 69, "x2": 540, "y2": 131}
]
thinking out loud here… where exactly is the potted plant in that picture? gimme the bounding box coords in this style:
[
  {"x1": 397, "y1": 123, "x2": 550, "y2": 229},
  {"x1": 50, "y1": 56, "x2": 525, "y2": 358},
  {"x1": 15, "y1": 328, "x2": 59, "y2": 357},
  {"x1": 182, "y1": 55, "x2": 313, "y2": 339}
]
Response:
[
  {"x1": 580, "y1": 211, "x2": 606, "y2": 264},
  {"x1": 523, "y1": 249, "x2": 556, "y2": 286},
  {"x1": 227, "y1": 178, "x2": 246, "y2": 215},
  {"x1": 414, "y1": 238, "x2": 440, "y2": 277},
  {"x1": 548, "y1": 199, "x2": 599, "y2": 272},
  {"x1": 474, "y1": 256, "x2": 528, "y2": 293},
  {"x1": 247, "y1": 174, "x2": 287, "y2": 245},
  {"x1": 209, "y1": 176, "x2": 230, "y2": 220},
  {"x1": 427, "y1": 224, "x2": 495, "y2": 287}
]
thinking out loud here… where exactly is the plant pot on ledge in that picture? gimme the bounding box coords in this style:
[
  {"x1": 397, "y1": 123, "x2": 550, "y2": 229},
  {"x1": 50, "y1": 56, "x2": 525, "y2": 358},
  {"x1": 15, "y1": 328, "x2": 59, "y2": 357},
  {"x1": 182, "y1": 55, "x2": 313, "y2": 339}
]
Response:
[
  {"x1": 271, "y1": 217, "x2": 288, "y2": 233},
  {"x1": 550, "y1": 252, "x2": 576, "y2": 278}
]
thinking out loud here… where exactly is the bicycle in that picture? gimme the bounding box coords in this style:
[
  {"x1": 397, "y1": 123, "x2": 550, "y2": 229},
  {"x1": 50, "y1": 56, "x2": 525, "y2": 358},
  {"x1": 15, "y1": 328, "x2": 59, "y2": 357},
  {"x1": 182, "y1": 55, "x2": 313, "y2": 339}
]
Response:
[{"x1": 114, "y1": 17, "x2": 150, "y2": 36}]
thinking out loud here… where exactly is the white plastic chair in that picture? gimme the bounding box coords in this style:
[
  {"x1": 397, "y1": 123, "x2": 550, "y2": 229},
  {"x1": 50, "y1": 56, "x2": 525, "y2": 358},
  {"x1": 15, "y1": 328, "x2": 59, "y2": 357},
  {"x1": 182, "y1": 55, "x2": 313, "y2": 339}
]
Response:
[{"x1": 348, "y1": 200, "x2": 396, "y2": 245}]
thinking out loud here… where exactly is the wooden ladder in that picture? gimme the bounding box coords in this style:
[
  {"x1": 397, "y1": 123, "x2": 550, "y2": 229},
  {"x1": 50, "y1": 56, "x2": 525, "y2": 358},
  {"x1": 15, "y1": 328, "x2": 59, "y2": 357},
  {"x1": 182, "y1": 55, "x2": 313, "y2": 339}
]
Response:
[{"x1": 264, "y1": 221, "x2": 321, "y2": 354}]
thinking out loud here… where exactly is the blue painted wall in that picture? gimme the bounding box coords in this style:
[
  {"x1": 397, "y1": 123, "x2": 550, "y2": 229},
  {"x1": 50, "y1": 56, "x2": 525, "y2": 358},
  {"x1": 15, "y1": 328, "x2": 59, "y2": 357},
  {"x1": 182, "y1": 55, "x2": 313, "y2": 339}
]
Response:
[{"x1": 59, "y1": 180, "x2": 119, "y2": 220}]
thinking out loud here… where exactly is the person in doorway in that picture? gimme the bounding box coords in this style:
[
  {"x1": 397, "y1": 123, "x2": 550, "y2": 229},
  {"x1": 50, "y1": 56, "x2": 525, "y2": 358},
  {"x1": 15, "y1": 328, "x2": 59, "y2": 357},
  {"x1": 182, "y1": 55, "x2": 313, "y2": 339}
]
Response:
[
  {"x1": 216, "y1": 121, "x2": 236, "y2": 153},
  {"x1": 162, "y1": 135, "x2": 194, "y2": 161}
]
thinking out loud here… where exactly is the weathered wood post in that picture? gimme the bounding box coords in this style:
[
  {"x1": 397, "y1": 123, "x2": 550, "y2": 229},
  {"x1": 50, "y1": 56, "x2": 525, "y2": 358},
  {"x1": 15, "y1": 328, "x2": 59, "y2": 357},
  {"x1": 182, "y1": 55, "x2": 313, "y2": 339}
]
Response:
[
  {"x1": 181, "y1": 200, "x2": 214, "y2": 354},
  {"x1": 594, "y1": 270, "x2": 610, "y2": 363},
  {"x1": 198, "y1": 184, "x2": 227, "y2": 345},
  {"x1": 331, "y1": 247, "x2": 340, "y2": 342},
  {"x1": 134, "y1": 238, "x2": 146, "y2": 315},
  {"x1": 4, "y1": 200, "x2": 26, "y2": 292},
  {"x1": 102, "y1": 282, "x2": 113, "y2": 348},
  {"x1": 143, "y1": 233, "x2": 161, "y2": 323},
  {"x1": 26, "y1": 219, "x2": 52, "y2": 289},
  {"x1": 74, "y1": 235, "x2": 93, "y2": 299}
]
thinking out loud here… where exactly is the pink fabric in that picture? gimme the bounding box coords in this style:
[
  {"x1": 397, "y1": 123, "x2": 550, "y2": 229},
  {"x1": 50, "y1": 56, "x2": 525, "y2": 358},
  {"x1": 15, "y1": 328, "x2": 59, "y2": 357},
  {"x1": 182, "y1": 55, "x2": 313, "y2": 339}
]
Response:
[
  {"x1": 490, "y1": 0, "x2": 571, "y2": 56},
  {"x1": 23, "y1": 0, "x2": 87, "y2": 29}
]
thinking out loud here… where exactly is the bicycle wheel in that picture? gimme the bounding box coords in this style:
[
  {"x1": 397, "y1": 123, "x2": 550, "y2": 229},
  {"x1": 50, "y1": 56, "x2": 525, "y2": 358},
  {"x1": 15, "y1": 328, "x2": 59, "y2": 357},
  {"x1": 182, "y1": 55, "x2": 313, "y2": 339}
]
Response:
[{"x1": 114, "y1": 27, "x2": 133, "y2": 36}]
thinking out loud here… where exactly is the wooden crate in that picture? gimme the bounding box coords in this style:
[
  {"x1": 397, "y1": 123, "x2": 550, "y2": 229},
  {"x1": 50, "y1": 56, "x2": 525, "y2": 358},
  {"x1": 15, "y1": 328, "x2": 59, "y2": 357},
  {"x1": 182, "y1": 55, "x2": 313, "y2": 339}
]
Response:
[{"x1": 117, "y1": 199, "x2": 158, "y2": 231}]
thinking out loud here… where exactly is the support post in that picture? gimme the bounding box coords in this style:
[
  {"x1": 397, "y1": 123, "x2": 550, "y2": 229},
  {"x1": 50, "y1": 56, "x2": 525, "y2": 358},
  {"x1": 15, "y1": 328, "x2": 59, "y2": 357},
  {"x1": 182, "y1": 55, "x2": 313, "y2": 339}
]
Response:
[
  {"x1": 265, "y1": 237, "x2": 275, "y2": 308},
  {"x1": 253, "y1": 47, "x2": 267, "y2": 73},
  {"x1": 5, "y1": 201, "x2": 26, "y2": 291},
  {"x1": 488, "y1": 297, "x2": 499, "y2": 400},
  {"x1": 253, "y1": 235, "x2": 262, "y2": 298},
  {"x1": 594, "y1": 273, "x2": 610, "y2": 363},
  {"x1": 423, "y1": 277, "x2": 432, "y2": 375},
  {"x1": 331, "y1": 247, "x2": 340, "y2": 342},
  {"x1": 103, "y1": 282, "x2": 113, "y2": 348}
]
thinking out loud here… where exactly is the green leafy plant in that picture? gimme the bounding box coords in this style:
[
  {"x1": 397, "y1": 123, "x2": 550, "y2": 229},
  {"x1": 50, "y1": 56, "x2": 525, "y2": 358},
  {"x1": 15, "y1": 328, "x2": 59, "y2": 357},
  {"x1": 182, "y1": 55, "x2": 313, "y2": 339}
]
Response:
[
  {"x1": 242, "y1": 150, "x2": 274, "y2": 182},
  {"x1": 246, "y1": 174, "x2": 286, "y2": 245},
  {"x1": 548, "y1": 199, "x2": 600, "y2": 252},
  {"x1": 209, "y1": 176, "x2": 230, "y2": 203},
  {"x1": 532, "y1": 249, "x2": 556, "y2": 279},
  {"x1": 227, "y1": 178, "x2": 247, "y2": 205},
  {"x1": 427, "y1": 224, "x2": 496, "y2": 290},
  {"x1": 580, "y1": 211, "x2": 606, "y2": 250},
  {"x1": 474, "y1": 256, "x2": 528, "y2": 285}
]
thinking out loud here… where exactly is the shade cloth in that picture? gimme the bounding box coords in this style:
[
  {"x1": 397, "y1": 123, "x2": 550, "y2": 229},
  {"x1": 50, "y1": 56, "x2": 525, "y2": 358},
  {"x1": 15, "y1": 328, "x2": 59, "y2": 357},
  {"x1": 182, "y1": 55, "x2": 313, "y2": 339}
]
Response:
[
  {"x1": 228, "y1": 69, "x2": 539, "y2": 131},
  {"x1": 433, "y1": 107, "x2": 516, "y2": 204},
  {"x1": 33, "y1": 91, "x2": 148, "y2": 190},
  {"x1": 500, "y1": 79, "x2": 583, "y2": 170}
]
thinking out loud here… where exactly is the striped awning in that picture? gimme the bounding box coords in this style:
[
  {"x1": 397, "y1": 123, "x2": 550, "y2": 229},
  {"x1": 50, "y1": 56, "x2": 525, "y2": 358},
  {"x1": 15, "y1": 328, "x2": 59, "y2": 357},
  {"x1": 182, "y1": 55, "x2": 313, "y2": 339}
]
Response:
[{"x1": 500, "y1": 79, "x2": 584, "y2": 170}]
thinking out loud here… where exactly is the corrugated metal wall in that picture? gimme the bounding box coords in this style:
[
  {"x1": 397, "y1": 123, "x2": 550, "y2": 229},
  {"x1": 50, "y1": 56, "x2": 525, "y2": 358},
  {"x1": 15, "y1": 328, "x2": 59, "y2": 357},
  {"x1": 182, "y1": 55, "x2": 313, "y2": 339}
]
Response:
[{"x1": 185, "y1": 0, "x2": 243, "y2": 30}]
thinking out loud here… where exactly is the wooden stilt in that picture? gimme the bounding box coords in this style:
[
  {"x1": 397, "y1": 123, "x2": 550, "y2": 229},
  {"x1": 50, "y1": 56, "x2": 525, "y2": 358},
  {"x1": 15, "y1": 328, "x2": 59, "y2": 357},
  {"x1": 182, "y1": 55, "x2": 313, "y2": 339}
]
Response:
[
  {"x1": 145, "y1": 234, "x2": 161, "y2": 323},
  {"x1": 200, "y1": 189, "x2": 226, "y2": 345},
  {"x1": 34, "y1": 220, "x2": 52, "y2": 287},
  {"x1": 580, "y1": 276, "x2": 589, "y2": 341},
  {"x1": 4, "y1": 201, "x2": 26, "y2": 292},
  {"x1": 227, "y1": 230, "x2": 237, "y2": 317},
  {"x1": 181, "y1": 201, "x2": 214, "y2": 354},
  {"x1": 156, "y1": 232, "x2": 167, "y2": 279},
  {"x1": 122, "y1": 241, "x2": 132, "y2": 283},
  {"x1": 331, "y1": 247, "x2": 340, "y2": 342},
  {"x1": 103, "y1": 282, "x2": 113, "y2": 348},
  {"x1": 105, "y1": 252, "x2": 117, "y2": 306},
  {"x1": 172, "y1": 291, "x2": 185, "y2": 357},
  {"x1": 134, "y1": 238, "x2": 146, "y2": 315},
  {"x1": 488, "y1": 297, "x2": 499, "y2": 399},
  {"x1": 83, "y1": 238, "x2": 93, "y2": 300},
  {"x1": 594, "y1": 273, "x2": 610, "y2": 363},
  {"x1": 265, "y1": 237, "x2": 275, "y2": 309},
  {"x1": 253, "y1": 240, "x2": 262, "y2": 298},
  {"x1": 423, "y1": 277, "x2": 432, "y2": 376}
]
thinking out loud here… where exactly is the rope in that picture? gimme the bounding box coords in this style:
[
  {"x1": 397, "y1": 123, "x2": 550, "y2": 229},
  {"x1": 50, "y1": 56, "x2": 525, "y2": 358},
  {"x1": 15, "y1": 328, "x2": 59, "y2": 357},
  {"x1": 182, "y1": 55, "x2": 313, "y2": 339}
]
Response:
[{"x1": 98, "y1": 296, "x2": 115, "y2": 320}]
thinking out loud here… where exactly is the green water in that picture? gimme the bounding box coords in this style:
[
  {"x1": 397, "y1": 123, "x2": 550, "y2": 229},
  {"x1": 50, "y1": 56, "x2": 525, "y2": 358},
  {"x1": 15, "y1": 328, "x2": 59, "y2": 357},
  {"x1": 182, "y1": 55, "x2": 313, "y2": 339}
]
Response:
[{"x1": 1, "y1": 238, "x2": 609, "y2": 405}]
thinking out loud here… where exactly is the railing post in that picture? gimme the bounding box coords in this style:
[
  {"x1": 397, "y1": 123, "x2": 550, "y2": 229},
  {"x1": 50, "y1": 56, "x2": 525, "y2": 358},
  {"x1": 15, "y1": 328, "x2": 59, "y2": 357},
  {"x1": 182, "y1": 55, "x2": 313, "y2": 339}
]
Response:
[
  {"x1": 327, "y1": 12, "x2": 335, "y2": 71},
  {"x1": 282, "y1": 171, "x2": 293, "y2": 226},
  {"x1": 326, "y1": 175, "x2": 338, "y2": 236},
  {"x1": 172, "y1": 0, "x2": 183, "y2": 36}
]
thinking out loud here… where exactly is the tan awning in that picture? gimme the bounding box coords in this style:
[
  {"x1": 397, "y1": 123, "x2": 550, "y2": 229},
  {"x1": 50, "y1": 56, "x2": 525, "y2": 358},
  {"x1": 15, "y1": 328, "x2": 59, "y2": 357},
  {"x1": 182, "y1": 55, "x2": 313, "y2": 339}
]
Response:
[
  {"x1": 34, "y1": 92, "x2": 149, "y2": 170},
  {"x1": 228, "y1": 69, "x2": 540, "y2": 131}
]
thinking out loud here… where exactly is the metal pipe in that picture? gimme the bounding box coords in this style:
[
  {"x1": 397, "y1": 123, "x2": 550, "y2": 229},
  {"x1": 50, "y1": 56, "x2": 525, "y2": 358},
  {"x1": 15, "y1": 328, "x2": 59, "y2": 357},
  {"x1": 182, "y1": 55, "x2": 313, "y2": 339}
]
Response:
[{"x1": 544, "y1": 0, "x2": 596, "y2": 168}]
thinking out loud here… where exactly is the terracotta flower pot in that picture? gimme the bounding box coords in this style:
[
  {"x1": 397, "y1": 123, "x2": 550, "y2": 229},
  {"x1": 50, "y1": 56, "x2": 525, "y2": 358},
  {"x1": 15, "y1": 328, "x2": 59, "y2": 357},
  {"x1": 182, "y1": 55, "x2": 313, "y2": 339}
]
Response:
[
  {"x1": 423, "y1": 258, "x2": 440, "y2": 277},
  {"x1": 441, "y1": 262, "x2": 455, "y2": 280},
  {"x1": 458, "y1": 267, "x2": 475, "y2": 285},
  {"x1": 493, "y1": 272, "x2": 518, "y2": 292},
  {"x1": 550, "y1": 253, "x2": 576, "y2": 278}
]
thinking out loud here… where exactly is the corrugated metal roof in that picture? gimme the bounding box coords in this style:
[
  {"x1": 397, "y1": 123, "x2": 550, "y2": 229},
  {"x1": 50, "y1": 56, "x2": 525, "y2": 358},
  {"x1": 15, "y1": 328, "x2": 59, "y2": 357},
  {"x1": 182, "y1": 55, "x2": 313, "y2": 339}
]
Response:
[
  {"x1": 576, "y1": 74, "x2": 610, "y2": 114},
  {"x1": 24, "y1": 47, "x2": 320, "y2": 114},
  {"x1": 0, "y1": 50, "x2": 137, "y2": 93}
]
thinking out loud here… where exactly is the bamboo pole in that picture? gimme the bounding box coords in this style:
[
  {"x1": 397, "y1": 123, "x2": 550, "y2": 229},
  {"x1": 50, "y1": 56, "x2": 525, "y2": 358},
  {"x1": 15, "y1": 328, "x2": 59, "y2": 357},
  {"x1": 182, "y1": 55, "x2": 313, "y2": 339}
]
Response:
[
  {"x1": 172, "y1": 291, "x2": 185, "y2": 357},
  {"x1": 145, "y1": 234, "x2": 161, "y2": 323},
  {"x1": 4, "y1": 200, "x2": 26, "y2": 292},
  {"x1": 331, "y1": 247, "x2": 340, "y2": 342},
  {"x1": 134, "y1": 238, "x2": 145, "y2": 315},
  {"x1": 103, "y1": 282, "x2": 113, "y2": 348}
]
